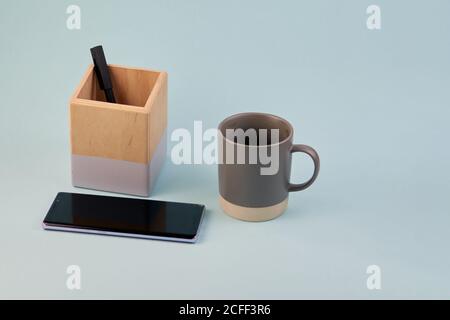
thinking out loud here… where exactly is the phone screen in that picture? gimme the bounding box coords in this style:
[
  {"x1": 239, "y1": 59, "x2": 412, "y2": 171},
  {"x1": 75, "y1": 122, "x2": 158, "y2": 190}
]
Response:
[{"x1": 43, "y1": 193, "x2": 205, "y2": 242}]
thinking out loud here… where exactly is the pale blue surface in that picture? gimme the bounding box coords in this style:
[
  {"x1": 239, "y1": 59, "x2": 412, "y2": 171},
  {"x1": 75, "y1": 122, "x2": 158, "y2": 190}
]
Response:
[{"x1": 0, "y1": 0, "x2": 449, "y2": 299}]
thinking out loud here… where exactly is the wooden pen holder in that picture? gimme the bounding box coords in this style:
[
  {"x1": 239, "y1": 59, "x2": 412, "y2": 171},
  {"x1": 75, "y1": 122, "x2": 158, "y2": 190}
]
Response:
[{"x1": 70, "y1": 64, "x2": 168, "y2": 196}]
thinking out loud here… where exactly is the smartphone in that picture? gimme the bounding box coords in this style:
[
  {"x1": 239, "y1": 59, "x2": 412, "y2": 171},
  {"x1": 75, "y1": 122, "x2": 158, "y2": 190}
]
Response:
[{"x1": 43, "y1": 192, "x2": 205, "y2": 243}]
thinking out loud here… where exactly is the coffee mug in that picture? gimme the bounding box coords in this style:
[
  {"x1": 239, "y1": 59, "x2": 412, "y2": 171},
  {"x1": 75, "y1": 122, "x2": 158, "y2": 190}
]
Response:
[{"x1": 218, "y1": 112, "x2": 320, "y2": 222}]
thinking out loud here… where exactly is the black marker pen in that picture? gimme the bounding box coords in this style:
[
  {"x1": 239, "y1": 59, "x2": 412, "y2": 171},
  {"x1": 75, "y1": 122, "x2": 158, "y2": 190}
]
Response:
[{"x1": 90, "y1": 45, "x2": 116, "y2": 103}]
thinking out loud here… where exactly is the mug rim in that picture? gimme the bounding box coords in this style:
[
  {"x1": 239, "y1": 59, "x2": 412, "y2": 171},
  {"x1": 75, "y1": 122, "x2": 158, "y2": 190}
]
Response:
[{"x1": 218, "y1": 112, "x2": 294, "y2": 147}]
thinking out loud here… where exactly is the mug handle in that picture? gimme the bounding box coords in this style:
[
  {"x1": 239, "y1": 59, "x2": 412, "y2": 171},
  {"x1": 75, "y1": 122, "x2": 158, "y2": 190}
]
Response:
[{"x1": 288, "y1": 144, "x2": 320, "y2": 192}]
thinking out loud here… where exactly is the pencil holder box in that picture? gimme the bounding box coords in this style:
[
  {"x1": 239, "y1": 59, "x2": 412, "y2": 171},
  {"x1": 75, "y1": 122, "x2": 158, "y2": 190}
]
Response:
[{"x1": 70, "y1": 64, "x2": 168, "y2": 196}]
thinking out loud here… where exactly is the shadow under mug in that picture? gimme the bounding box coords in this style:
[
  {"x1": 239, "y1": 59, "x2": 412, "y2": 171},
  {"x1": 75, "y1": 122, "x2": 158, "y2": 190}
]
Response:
[{"x1": 218, "y1": 112, "x2": 320, "y2": 222}]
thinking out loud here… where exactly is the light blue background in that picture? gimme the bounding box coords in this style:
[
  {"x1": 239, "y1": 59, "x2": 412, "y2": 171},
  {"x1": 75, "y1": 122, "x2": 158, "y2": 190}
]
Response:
[{"x1": 1, "y1": 0, "x2": 449, "y2": 299}]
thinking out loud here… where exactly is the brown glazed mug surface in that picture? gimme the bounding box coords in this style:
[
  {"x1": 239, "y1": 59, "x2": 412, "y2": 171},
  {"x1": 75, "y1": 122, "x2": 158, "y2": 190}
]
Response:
[{"x1": 218, "y1": 112, "x2": 320, "y2": 222}]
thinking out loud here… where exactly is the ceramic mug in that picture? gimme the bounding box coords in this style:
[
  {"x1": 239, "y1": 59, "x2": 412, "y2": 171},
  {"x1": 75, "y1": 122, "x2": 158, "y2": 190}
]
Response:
[{"x1": 218, "y1": 112, "x2": 320, "y2": 222}]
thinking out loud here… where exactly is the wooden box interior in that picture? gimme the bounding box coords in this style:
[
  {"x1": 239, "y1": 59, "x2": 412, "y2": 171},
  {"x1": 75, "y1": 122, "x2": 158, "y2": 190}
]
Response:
[{"x1": 77, "y1": 65, "x2": 161, "y2": 108}]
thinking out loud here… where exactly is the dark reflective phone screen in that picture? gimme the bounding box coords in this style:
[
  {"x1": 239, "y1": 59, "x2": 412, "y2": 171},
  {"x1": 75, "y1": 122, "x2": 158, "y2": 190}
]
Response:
[{"x1": 44, "y1": 193, "x2": 204, "y2": 239}]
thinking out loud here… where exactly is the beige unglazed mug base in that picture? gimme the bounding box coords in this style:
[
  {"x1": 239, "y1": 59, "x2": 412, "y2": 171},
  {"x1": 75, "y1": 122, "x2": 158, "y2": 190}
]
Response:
[{"x1": 219, "y1": 196, "x2": 289, "y2": 222}]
